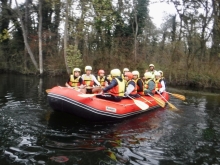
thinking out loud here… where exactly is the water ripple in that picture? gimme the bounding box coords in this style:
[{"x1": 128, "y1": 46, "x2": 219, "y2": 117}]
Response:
[{"x1": 1, "y1": 74, "x2": 220, "y2": 164}]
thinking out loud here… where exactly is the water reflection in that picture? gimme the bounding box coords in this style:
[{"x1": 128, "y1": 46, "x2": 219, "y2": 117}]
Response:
[
  {"x1": 157, "y1": 92, "x2": 220, "y2": 165},
  {"x1": 0, "y1": 74, "x2": 220, "y2": 164},
  {"x1": 43, "y1": 108, "x2": 169, "y2": 164}
]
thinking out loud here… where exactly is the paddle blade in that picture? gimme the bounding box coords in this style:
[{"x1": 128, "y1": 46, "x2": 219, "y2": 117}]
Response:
[
  {"x1": 153, "y1": 97, "x2": 166, "y2": 108},
  {"x1": 167, "y1": 102, "x2": 178, "y2": 111},
  {"x1": 157, "y1": 92, "x2": 178, "y2": 111},
  {"x1": 171, "y1": 93, "x2": 186, "y2": 101},
  {"x1": 133, "y1": 100, "x2": 149, "y2": 110},
  {"x1": 46, "y1": 89, "x2": 50, "y2": 93},
  {"x1": 78, "y1": 94, "x2": 97, "y2": 98}
]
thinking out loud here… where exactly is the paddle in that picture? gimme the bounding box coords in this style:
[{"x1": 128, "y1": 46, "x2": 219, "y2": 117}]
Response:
[
  {"x1": 157, "y1": 92, "x2": 178, "y2": 110},
  {"x1": 86, "y1": 86, "x2": 94, "y2": 89},
  {"x1": 147, "y1": 94, "x2": 166, "y2": 108},
  {"x1": 140, "y1": 96, "x2": 153, "y2": 104},
  {"x1": 78, "y1": 94, "x2": 99, "y2": 98},
  {"x1": 46, "y1": 89, "x2": 50, "y2": 93},
  {"x1": 166, "y1": 92, "x2": 186, "y2": 101},
  {"x1": 127, "y1": 95, "x2": 149, "y2": 110}
]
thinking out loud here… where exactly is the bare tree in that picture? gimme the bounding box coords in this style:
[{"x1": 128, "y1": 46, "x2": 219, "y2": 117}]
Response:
[
  {"x1": 63, "y1": 0, "x2": 70, "y2": 74},
  {"x1": 133, "y1": 0, "x2": 138, "y2": 62},
  {"x1": 15, "y1": 0, "x2": 39, "y2": 71},
  {"x1": 24, "y1": 0, "x2": 29, "y2": 72},
  {"x1": 38, "y1": 0, "x2": 43, "y2": 75},
  {"x1": 211, "y1": 0, "x2": 220, "y2": 58}
]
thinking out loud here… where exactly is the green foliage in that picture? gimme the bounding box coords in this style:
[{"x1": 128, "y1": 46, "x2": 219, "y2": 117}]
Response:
[
  {"x1": 66, "y1": 45, "x2": 83, "y2": 70},
  {"x1": 136, "y1": 0, "x2": 149, "y2": 34},
  {"x1": 93, "y1": 0, "x2": 115, "y2": 33},
  {"x1": 188, "y1": 71, "x2": 220, "y2": 88},
  {"x1": 0, "y1": 29, "x2": 10, "y2": 42}
]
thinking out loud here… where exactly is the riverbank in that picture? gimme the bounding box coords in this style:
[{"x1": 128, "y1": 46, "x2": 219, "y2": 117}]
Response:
[
  {"x1": 1, "y1": 69, "x2": 220, "y2": 91},
  {"x1": 167, "y1": 87, "x2": 220, "y2": 96}
]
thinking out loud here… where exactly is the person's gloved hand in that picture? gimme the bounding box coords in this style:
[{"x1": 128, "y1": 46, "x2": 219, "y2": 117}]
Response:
[{"x1": 124, "y1": 92, "x2": 128, "y2": 96}]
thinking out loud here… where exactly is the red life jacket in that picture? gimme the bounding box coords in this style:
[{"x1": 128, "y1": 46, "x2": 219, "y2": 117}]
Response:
[
  {"x1": 126, "y1": 80, "x2": 137, "y2": 95},
  {"x1": 97, "y1": 76, "x2": 106, "y2": 87},
  {"x1": 82, "y1": 74, "x2": 94, "y2": 87},
  {"x1": 69, "y1": 75, "x2": 81, "y2": 87},
  {"x1": 109, "y1": 78, "x2": 125, "y2": 96}
]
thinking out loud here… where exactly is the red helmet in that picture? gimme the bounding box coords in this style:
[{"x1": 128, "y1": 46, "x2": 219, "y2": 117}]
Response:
[
  {"x1": 124, "y1": 72, "x2": 133, "y2": 80},
  {"x1": 98, "y1": 69, "x2": 105, "y2": 75}
]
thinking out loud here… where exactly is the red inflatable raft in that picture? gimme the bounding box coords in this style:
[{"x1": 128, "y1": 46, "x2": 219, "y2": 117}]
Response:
[{"x1": 47, "y1": 86, "x2": 169, "y2": 122}]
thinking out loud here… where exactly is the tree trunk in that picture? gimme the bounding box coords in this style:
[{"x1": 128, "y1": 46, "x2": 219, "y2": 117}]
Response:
[
  {"x1": 38, "y1": 0, "x2": 43, "y2": 75},
  {"x1": 133, "y1": 0, "x2": 138, "y2": 62},
  {"x1": 52, "y1": 0, "x2": 61, "y2": 44},
  {"x1": 211, "y1": 0, "x2": 220, "y2": 58},
  {"x1": 63, "y1": 0, "x2": 70, "y2": 74},
  {"x1": 24, "y1": 0, "x2": 29, "y2": 72},
  {"x1": 15, "y1": 0, "x2": 39, "y2": 71},
  {"x1": 1, "y1": 0, "x2": 11, "y2": 69}
]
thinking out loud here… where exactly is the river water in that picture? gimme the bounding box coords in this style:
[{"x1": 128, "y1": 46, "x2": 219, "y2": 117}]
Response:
[{"x1": 0, "y1": 73, "x2": 220, "y2": 165}]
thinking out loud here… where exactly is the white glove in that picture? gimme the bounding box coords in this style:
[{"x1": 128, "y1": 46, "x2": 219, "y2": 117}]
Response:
[{"x1": 124, "y1": 92, "x2": 128, "y2": 96}]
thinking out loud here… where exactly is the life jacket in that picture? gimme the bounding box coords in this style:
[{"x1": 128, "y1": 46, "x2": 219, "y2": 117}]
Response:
[
  {"x1": 82, "y1": 74, "x2": 94, "y2": 87},
  {"x1": 134, "y1": 78, "x2": 144, "y2": 95},
  {"x1": 155, "y1": 78, "x2": 162, "y2": 91},
  {"x1": 107, "y1": 75, "x2": 112, "y2": 82},
  {"x1": 144, "y1": 79, "x2": 155, "y2": 94},
  {"x1": 121, "y1": 74, "x2": 127, "y2": 84},
  {"x1": 97, "y1": 76, "x2": 106, "y2": 87},
  {"x1": 149, "y1": 70, "x2": 156, "y2": 79},
  {"x1": 109, "y1": 78, "x2": 125, "y2": 97},
  {"x1": 126, "y1": 80, "x2": 137, "y2": 95},
  {"x1": 69, "y1": 75, "x2": 81, "y2": 87}
]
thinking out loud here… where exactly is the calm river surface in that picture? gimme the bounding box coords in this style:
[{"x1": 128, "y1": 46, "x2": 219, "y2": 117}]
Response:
[{"x1": 0, "y1": 73, "x2": 220, "y2": 165}]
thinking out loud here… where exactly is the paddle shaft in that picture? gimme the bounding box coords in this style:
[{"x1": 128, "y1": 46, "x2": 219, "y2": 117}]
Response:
[
  {"x1": 157, "y1": 92, "x2": 171, "y2": 104},
  {"x1": 127, "y1": 95, "x2": 135, "y2": 101},
  {"x1": 140, "y1": 96, "x2": 152, "y2": 104},
  {"x1": 78, "y1": 92, "x2": 109, "y2": 98}
]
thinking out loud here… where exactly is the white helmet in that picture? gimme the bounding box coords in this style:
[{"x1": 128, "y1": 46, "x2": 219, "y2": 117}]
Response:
[
  {"x1": 154, "y1": 71, "x2": 161, "y2": 76},
  {"x1": 123, "y1": 68, "x2": 129, "y2": 72},
  {"x1": 158, "y1": 70, "x2": 163, "y2": 76},
  {"x1": 144, "y1": 72, "x2": 153, "y2": 79},
  {"x1": 132, "y1": 70, "x2": 140, "y2": 77},
  {"x1": 85, "y1": 66, "x2": 92, "y2": 71},
  {"x1": 149, "y1": 64, "x2": 155, "y2": 67},
  {"x1": 111, "y1": 69, "x2": 121, "y2": 77},
  {"x1": 73, "y1": 68, "x2": 81, "y2": 72}
]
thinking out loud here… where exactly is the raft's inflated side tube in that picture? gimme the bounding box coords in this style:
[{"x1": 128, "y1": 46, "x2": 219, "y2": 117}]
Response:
[{"x1": 47, "y1": 87, "x2": 169, "y2": 122}]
